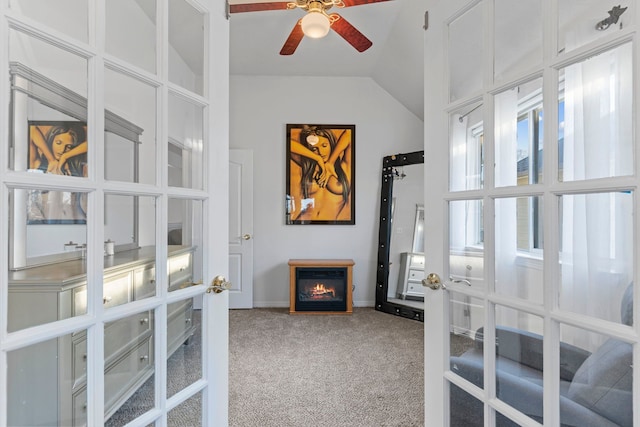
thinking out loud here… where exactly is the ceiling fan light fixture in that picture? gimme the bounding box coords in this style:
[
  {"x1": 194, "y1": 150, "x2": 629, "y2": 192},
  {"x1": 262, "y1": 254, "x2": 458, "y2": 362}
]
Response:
[{"x1": 301, "y1": 11, "x2": 330, "y2": 39}]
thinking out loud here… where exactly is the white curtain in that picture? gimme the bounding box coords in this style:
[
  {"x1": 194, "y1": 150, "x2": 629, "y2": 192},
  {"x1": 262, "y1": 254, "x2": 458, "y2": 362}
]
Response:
[
  {"x1": 560, "y1": 44, "x2": 633, "y2": 350},
  {"x1": 493, "y1": 88, "x2": 520, "y2": 327}
]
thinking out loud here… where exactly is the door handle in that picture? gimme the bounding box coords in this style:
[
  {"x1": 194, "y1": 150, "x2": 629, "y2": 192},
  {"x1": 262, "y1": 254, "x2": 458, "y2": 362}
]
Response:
[
  {"x1": 422, "y1": 273, "x2": 444, "y2": 290},
  {"x1": 206, "y1": 275, "x2": 231, "y2": 293},
  {"x1": 243, "y1": 234, "x2": 252, "y2": 240}
]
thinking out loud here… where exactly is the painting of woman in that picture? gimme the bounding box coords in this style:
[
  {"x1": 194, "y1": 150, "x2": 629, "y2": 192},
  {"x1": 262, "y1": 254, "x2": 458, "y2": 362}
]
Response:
[
  {"x1": 286, "y1": 124, "x2": 355, "y2": 224},
  {"x1": 27, "y1": 121, "x2": 88, "y2": 223}
]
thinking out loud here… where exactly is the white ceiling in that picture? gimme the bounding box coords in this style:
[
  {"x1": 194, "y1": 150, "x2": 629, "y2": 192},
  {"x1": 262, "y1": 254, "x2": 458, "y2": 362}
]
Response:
[{"x1": 228, "y1": 0, "x2": 425, "y2": 119}]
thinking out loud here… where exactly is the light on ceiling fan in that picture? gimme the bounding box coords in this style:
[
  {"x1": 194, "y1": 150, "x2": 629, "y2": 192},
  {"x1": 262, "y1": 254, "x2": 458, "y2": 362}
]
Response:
[{"x1": 301, "y1": 11, "x2": 330, "y2": 39}]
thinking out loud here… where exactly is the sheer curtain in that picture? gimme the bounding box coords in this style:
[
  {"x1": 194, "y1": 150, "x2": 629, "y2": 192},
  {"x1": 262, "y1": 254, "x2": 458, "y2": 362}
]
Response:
[
  {"x1": 560, "y1": 43, "x2": 633, "y2": 349},
  {"x1": 494, "y1": 88, "x2": 520, "y2": 327}
]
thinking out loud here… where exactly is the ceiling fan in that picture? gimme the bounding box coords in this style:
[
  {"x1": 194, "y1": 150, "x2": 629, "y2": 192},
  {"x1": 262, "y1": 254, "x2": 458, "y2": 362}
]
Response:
[{"x1": 228, "y1": 0, "x2": 392, "y2": 55}]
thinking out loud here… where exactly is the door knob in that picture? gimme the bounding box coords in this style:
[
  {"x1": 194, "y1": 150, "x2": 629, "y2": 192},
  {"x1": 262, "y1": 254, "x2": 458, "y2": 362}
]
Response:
[
  {"x1": 243, "y1": 234, "x2": 251, "y2": 240},
  {"x1": 422, "y1": 273, "x2": 445, "y2": 290},
  {"x1": 206, "y1": 275, "x2": 231, "y2": 293}
]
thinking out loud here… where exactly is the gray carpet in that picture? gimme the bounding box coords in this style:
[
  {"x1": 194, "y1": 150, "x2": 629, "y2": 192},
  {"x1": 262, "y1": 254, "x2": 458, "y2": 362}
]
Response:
[
  {"x1": 229, "y1": 308, "x2": 425, "y2": 427},
  {"x1": 109, "y1": 307, "x2": 436, "y2": 426}
]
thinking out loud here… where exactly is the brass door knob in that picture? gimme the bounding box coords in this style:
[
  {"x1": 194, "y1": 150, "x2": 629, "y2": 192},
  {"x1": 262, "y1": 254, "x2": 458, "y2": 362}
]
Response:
[
  {"x1": 206, "y1": 275, "x2": 232, "y2": 293},
  {"x1": 243, "y1": 234, "x2": 252, "y2": 240},
  {"x1": 422, "y1": 273, "x2": 445, "y2": 290}
]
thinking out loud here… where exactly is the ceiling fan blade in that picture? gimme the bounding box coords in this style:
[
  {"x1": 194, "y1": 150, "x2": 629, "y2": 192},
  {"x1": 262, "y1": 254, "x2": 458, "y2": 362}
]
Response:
[
  {"x1": 280, "y1": 20, "x2": 304, "y2": 55},
  {"x1": 330, "y1": 14, "x2": 373, "y2": 52},
  {"x1": 341, "y1": 0, "x2": 393, "y2": 7},
  {"x1": 229, "y1": 2, "x2": 290, "y2": 13}
]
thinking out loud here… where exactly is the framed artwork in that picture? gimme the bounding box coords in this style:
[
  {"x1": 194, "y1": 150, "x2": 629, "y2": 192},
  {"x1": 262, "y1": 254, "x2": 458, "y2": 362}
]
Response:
[
  {"x1": 27, "y1": 120, "x2": 88, "y2": 224},
  {"x1": 286, "y1": 124, "x2": 355, "y2": 225}
]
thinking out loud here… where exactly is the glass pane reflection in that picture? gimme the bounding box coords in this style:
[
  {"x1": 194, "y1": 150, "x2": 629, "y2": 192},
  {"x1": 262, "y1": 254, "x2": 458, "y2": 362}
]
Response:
[
  {"x1": 559, "y1": 43, "x2": 633, "y2": 181},
  {"x1": 167, "y1": 295, "x2": 202, "y2": 398},
  {"x1": 168, "y1": 0, "x2": 205, "y2": 95},
  {"x1": 448, "y1": 3, "x2": 483, "y2": 102},
  {"x1": 559, "y1": 1, "x2": 632, "y2": 54},
  {"x1": 10, "y1": 0, "x2": 88, "y2": 43},
  {"x1": 559, "y1": 192, "x2": 633, "y2": 323},
  {"x1": 8, "y1": 332, "x2": 87, "y2": 426}
]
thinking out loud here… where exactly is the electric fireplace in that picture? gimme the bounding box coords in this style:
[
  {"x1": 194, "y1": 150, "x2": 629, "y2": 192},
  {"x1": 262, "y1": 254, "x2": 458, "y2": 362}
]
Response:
[{"x1": 288, "y1": 259, "x2": 354, "y2": 315}]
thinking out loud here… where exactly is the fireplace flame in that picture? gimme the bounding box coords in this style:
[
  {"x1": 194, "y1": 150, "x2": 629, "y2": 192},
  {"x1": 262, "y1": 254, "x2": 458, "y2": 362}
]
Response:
[{"x1": 310, "y1": 282, "x2": 335, "y2": 298}]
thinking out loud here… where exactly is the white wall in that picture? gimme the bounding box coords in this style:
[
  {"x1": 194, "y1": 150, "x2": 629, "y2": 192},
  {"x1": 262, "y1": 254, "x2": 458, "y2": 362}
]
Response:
[{"x1": 230, "y1": 75, "x2": 423, "y2": 307}]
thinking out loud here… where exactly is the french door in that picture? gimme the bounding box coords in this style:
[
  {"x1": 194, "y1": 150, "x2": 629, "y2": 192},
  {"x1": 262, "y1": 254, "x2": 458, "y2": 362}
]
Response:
[
  {"x1": 0, "y1": 1, "x2": 229, "y2": 426},
  {"x1": 424, "y1": 1, "x2": 638, "y2": 426}
]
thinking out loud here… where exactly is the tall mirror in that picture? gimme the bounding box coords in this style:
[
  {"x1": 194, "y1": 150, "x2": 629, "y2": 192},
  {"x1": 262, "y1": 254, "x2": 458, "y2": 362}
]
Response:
[{"x1": 375, "y1": 151, "x2": 425, "y2": 321}]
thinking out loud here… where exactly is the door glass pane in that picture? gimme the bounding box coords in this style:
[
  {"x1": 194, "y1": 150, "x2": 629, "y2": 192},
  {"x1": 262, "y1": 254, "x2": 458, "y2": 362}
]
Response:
[
  {"x1": 103, "y1": 311, "x2": 155, "y2": 425},
  {"x1": 494, "y1": 0, "x2": 542, "y2": 81},
  {"x1": 168, "y1": 93, "x2": 204, "y2": 190},
  {"x1": 8, "y1": 332, "x2": 86, "y2": 426},
  {"x1": 168, "y1": 198, "x2": 203, "y2": 292},
  {"x1": 450, "y1": 383, "x2": 484, "y2": 427},
  {"x1": 168, "y1": 391, "x2": 202, "y2": 425},
  {"x1": 9, "y1": 29, "x2": 88, "y2": 173},
  {"x1": 495, "y1": 197, "x2": 543, "y2": 303},
  {"x1": 559, "y1": 324, "x2": 632, "y2": 427},
  {"x1": 9, "y1": 0, "x2": 88, "y2": 43},
  {"x1": 449, "y1": 104, "x2": 484, "y2": 191},
  {"x1": 495, "y1": 305, "x2": 544, "y2": 424},
  {"x1": 559, "y1": 42, "x2": 633, "y2": 181},
  {"x1": 559, "y1": 1, "x2": 632, "y2": 54},
  {"x1": 450, "y1": 200, "x2": 484, "y2": 269},
  {"x1": 8, "y1": 187, "x2": 89, "y2": 331},
  {"x1": 168, "y1": 0, "x2": 205, "y2": 96},
  {"x1": 168, "y1": 295, "x2": 202, "y2": 397},
  {"x1": 559, "y1": 192, "x2": 633, "y2": 323},
  {"x1": 495, "y1": 78, "x2": 544, "y2": 187},
  {"x1": 106, "y1": 0, "x2": 157, "y2": 73},
  {"x1": 104, "y1": 68, "x2": 157, "y2": 185},
  {"x1": 448, "y1": 3, "x2": 483, "y2": 102},
  {"x1": 450, "y1": 291, "x2": 484, "y2": 355}
]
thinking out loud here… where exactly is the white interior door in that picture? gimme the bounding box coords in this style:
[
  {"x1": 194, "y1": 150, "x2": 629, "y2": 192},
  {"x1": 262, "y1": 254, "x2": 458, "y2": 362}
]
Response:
[
  {"x1": 1, "y1": 1, "x2": 229, "y2": 426},
  {"x1": 424, "y1": 1, "x2": 637, "y2": 426},
  {"x1": 229, "y1": 149, "x2": 254, "y2": 309}
]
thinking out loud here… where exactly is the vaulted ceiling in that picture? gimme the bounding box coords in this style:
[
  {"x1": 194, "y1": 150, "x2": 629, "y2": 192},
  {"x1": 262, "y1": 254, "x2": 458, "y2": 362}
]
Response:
[{"x1": 228, "y1": 0, "x2": 425, "y2": 119}]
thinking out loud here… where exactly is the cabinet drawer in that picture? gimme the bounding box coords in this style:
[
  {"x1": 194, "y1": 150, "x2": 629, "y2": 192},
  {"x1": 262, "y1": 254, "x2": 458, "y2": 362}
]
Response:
[
  {"x1": 73, "y1": 338, "x2": 88, "y2": 387},
  {"x1": 168, "y1": 253, "x2": 193, "y2": 290},
  {"x1": 168, "y1": 301, "x2": 193, "y2": 353},
  {"x1": 105, "y1": 311, "x2": 152, "y2": 361},
  {"x1": 72, "y1": 311, "x2": 152, "y2": 383},
  {"x1": 105, "y1": 338, "x2": 153, "y2": 410},
  {"x1": 406, "y1": 282, "x2": 425, "y2": 297},
  {"x1": 103, "y1": 271, "x2": 133, "y2": 308},
  {"x1": 134, "y1": 264, "x2": 156, "y2": 300},
  {"x1": 72, "y1": 388, "x2": 88, "y2": 427},
  {"x1": 408, "y1": 269, "x2": 423, "y2": 281},
  {"x1": 409, "y1": 255, "x2": 425, "y2": 269}
]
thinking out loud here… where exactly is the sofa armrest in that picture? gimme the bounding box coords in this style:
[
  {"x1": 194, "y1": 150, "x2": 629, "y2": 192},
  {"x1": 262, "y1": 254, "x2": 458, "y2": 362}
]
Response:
[{"x1": 474, "y1": 326, "x2": 591, "y2": 381}]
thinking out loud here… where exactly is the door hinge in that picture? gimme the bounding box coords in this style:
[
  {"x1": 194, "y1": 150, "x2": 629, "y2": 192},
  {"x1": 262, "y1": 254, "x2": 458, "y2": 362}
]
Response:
[{"x1": 423, "y1": 11, "x2": 429, "y2": 30}]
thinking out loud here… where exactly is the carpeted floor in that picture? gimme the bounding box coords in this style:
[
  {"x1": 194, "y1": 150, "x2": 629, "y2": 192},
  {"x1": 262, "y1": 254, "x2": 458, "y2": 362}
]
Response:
[
  {"x1": 109, "y1": 307, "x2": 448, "y2": 426},
  {"x1": 229, "y1": 307, "x2": 425, "y2": 427}
]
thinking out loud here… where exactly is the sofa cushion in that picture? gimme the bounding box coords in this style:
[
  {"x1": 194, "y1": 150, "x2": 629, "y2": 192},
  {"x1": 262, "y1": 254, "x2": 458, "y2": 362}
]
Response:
[{"x1": 567, "y1": 338, "x2": 632, "y2": 427}]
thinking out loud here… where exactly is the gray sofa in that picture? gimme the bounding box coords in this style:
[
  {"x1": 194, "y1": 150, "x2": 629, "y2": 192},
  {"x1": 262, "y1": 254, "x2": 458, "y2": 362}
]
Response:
[{"x1": 449, "y1": 285, "x2": 633, "y2": 427}]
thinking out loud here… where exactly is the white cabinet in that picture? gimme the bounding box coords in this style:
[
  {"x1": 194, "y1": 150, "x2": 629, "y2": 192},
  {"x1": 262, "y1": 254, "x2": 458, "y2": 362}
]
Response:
[
  {"x1": 7, "y1": 246, "x2": 196, "y2": 426},
  {"x1": 397, "y1": 252, "x2": 425, "y2": 300}
]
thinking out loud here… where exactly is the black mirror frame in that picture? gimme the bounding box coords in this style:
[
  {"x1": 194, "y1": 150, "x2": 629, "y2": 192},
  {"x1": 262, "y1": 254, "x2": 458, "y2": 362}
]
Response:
[{"x1": 375, "y1": 150, "x2": 425, "y2": 322}]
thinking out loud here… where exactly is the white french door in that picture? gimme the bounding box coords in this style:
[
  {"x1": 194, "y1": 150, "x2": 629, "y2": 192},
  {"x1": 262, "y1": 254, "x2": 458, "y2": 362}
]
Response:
[
  {"x1": 424, "y1": 1, "x2": 638, "y2": 426},
  {"x1": 0, "y1": 1, "x2": 229, "y2": 426}
]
